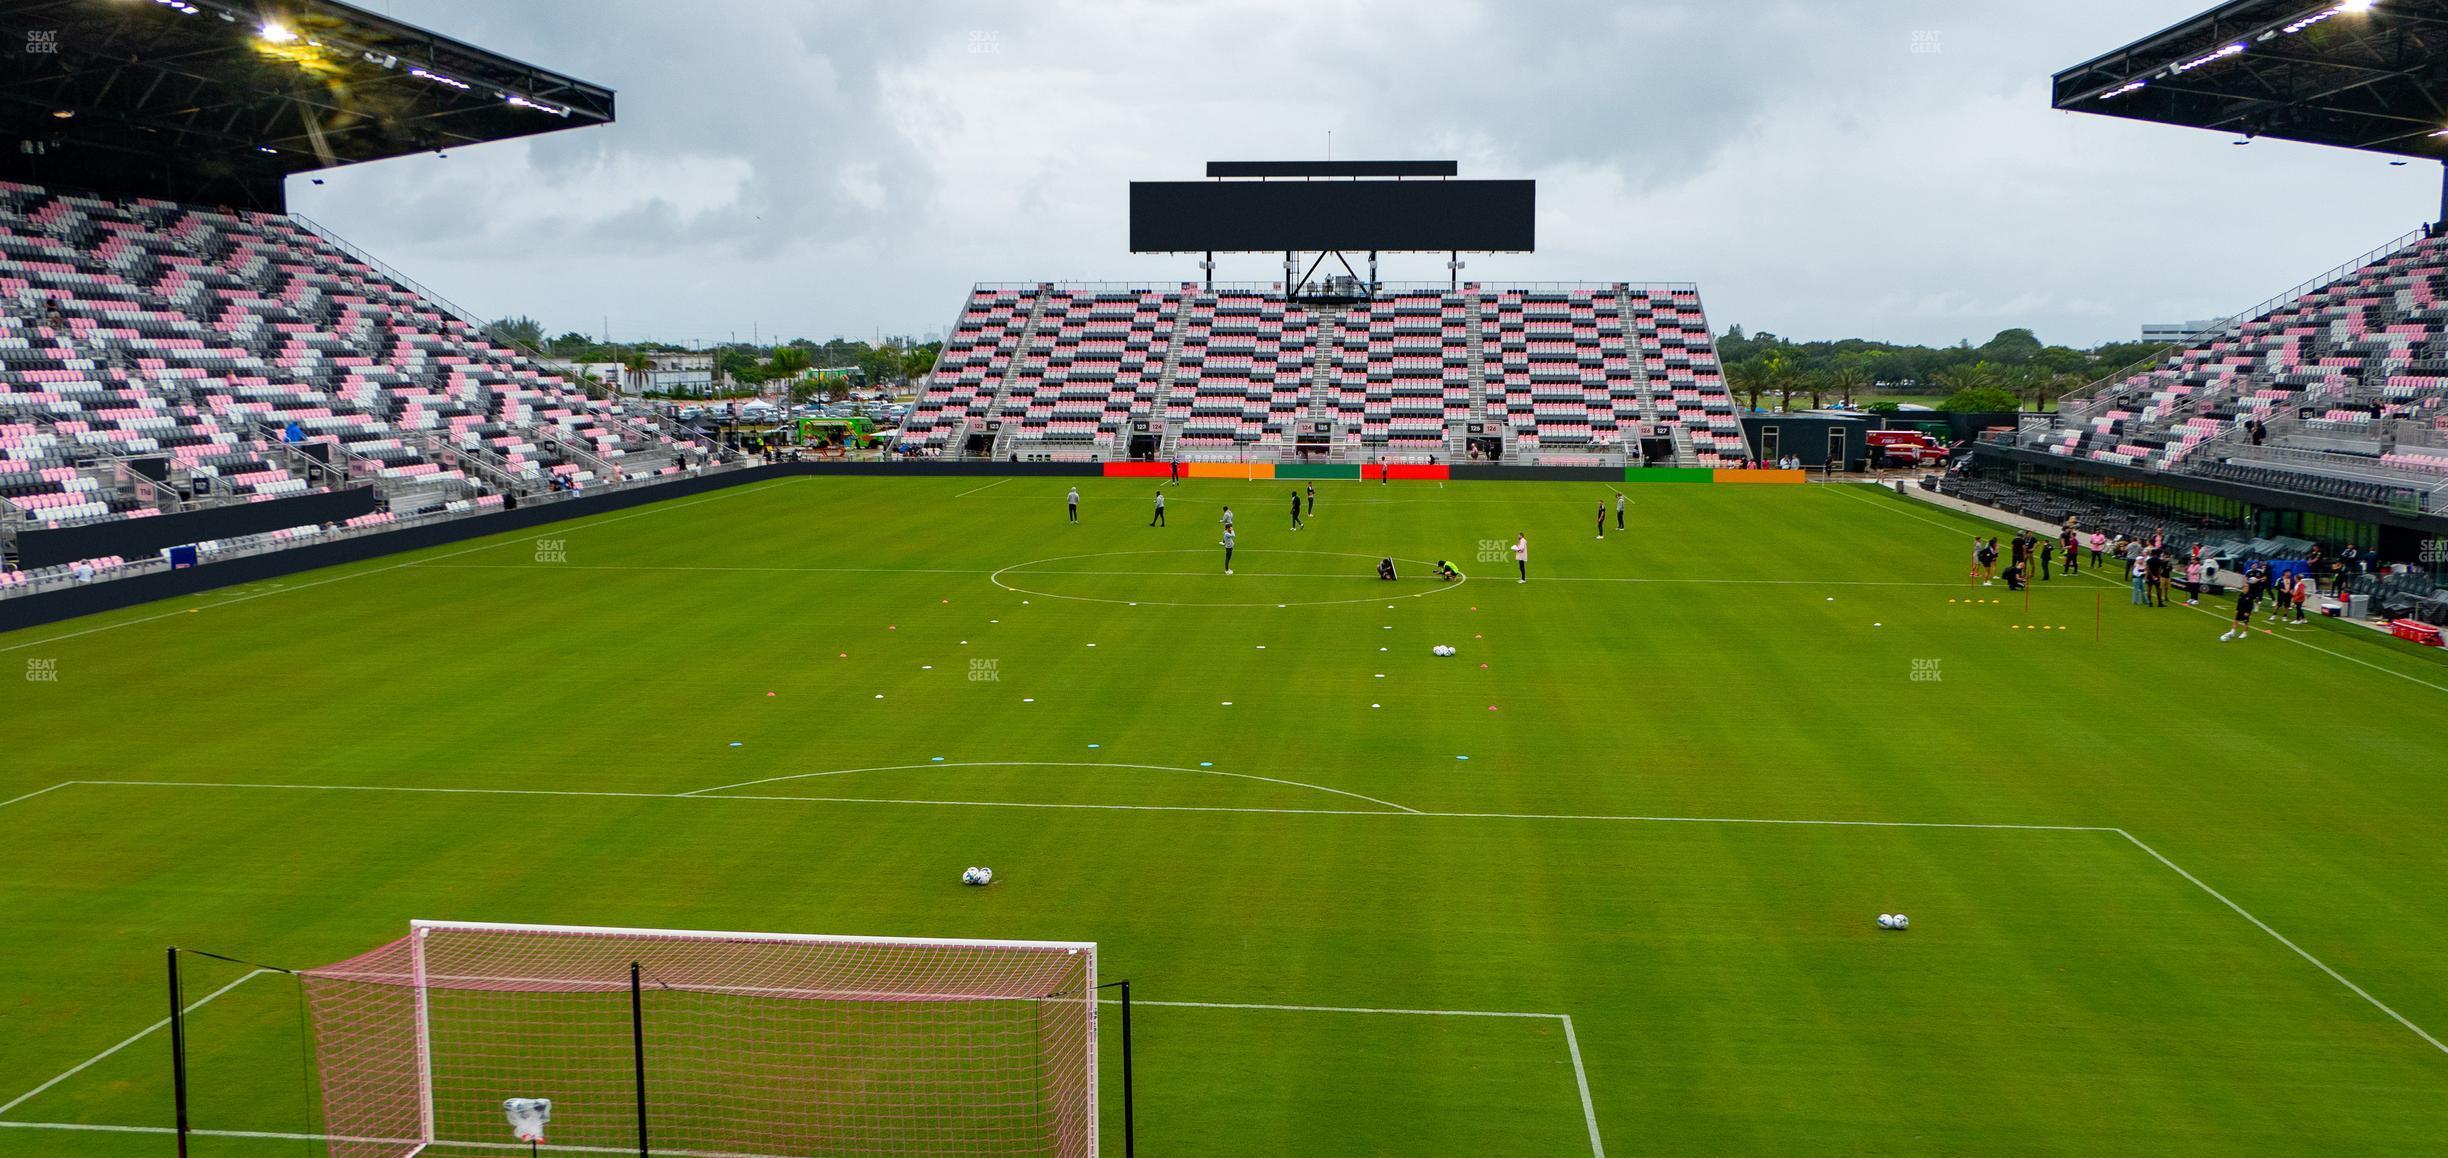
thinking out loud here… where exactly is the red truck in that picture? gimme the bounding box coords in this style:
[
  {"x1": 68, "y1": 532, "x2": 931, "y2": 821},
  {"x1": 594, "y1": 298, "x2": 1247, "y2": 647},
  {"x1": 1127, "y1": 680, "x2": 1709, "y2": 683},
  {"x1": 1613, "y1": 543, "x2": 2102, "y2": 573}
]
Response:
[{"x1": 1865, "y1": 428, "x2": 1951, "y2": 467}]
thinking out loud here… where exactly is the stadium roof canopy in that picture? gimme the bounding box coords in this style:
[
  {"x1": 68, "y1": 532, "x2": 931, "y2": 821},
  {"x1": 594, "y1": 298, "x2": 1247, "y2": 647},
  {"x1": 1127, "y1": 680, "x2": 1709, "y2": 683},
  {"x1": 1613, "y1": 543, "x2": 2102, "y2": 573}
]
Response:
[
  {"x1": 0, "y1": 0, "x2": 611, "y2": 208},
  {"x1": 2053, "y1": 0, "x2": 2448, "y2": 159}
]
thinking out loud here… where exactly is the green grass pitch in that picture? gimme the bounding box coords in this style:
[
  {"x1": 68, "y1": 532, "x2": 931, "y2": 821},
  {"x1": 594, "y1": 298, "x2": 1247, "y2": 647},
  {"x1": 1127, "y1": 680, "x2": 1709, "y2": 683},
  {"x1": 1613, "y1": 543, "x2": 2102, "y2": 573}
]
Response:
[{"x1": 3, "y1": 476, "x2": 2446, "y2": 1155}]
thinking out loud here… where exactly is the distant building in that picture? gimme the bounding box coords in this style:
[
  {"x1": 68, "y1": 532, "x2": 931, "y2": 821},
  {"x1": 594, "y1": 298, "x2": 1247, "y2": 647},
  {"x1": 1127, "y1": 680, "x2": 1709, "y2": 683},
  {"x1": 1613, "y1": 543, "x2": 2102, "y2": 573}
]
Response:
[
  {"x1": 630, "y1": 353, "x2": 716, "y2": 396},
  {"x1": 571, "y1": 362, "x2": 627, "y2": 393},
  {"x1": 2140, "y1": 320, "x2": 2222, "y2": 345}
]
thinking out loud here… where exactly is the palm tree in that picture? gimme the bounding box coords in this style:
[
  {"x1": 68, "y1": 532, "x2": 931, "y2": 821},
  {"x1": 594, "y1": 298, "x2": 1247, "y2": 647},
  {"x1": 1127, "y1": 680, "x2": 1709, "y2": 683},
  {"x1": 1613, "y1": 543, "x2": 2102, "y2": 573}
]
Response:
[
  {"x1": 1730, "y1": 358, "x2": 1769, "y2": 413},
  {"x1": 1931, "y1": 361, "x2": 1997, "y2": 397},
  {"x1": 1825, "y1": 364, "x2": 1868, "y2": 408},
  {"x1": 2043, "y1": 371, "x2": 2083, "y2": 414},
  {"x1": 1762, "y1": 349, "x2": 1799, "y2": 412}
]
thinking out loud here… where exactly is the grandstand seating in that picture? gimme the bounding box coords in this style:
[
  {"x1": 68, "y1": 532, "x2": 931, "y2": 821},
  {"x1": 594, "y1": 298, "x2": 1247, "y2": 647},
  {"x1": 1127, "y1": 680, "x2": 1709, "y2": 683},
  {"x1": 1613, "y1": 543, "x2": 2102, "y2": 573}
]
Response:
[
  {"x1": 0, "y1": 180, "x2": 711, "y2": 566},
  {"x1": 902, "y1": 282, "x2": 1744, "y2": 464},
  {"x1": 2018, "y1": 230, "x2": 2448, "y2": 510}
]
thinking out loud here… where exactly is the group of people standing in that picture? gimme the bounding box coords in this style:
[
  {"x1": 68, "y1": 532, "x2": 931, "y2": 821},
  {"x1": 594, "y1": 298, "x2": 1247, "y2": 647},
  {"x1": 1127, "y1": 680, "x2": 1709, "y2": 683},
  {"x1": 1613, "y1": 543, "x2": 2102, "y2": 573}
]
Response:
[
  {"x1": 2222, "y1": 561, "x2": 2315, "y2": 641},
  {"x1": 1961, "y1": 515, "x2": 2336, "y2": 643}
]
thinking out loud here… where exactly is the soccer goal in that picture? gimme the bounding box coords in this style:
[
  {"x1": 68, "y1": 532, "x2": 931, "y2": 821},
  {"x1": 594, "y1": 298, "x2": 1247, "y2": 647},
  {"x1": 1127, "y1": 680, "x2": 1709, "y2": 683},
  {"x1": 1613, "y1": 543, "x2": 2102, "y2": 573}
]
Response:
[{"x1": 295, "y1": 921, "x2": 1098, "y2": 1157}]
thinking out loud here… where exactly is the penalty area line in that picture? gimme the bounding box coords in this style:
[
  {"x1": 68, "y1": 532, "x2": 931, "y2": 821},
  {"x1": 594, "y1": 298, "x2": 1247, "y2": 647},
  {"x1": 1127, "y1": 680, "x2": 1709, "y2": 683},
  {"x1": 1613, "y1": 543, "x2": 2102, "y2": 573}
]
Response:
[
  {"x1": 12, "y1": 781, "x2": 2441, "y2": 1063},
  {"x1": 1088, "y1": 996, "x2": 1603, "y2": 1157},
  {"x1": 0, "y1": 969, "x2": 273, "y2": 1119}
]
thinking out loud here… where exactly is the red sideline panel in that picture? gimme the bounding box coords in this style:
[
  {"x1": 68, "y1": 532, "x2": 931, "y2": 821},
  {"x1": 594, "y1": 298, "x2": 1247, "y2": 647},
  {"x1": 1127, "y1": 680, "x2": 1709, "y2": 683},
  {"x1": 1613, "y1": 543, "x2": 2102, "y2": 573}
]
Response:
[
  {"x1": 1103, "y1": 462, "x2": 1171, "y2": 478},
  {"x1": 1363, "y1": 464, "x2": 1451, "y2": 481}
]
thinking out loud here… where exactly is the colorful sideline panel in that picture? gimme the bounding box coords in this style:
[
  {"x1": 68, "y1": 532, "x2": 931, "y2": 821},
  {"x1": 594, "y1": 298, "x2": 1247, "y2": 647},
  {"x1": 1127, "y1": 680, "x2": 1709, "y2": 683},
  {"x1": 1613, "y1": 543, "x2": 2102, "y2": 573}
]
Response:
[{"x1": 1102, "y1": 462, "x2": 1805, "y2": 484}]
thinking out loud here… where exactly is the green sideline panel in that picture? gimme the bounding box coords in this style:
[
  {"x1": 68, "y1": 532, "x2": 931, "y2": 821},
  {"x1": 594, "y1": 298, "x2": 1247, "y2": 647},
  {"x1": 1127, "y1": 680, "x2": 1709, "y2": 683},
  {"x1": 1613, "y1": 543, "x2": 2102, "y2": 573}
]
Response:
[
  {"x1": 1277, "y1": 464, "x2": 1361, "y2": 480},
  {"x1": 1622, "y1": 467, "x2": 1714, "y2": 483}
]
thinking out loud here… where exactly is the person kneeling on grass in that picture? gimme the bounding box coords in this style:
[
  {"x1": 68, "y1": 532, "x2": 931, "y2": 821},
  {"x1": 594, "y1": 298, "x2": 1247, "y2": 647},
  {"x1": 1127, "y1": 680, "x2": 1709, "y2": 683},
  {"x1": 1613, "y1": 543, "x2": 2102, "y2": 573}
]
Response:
[
  {"x1": 1434, "y1": 559, "x2": 1462, "y2": 582},
  {"x1": 1378, "y1": 557, "x2": 1398, "y2": 581}
]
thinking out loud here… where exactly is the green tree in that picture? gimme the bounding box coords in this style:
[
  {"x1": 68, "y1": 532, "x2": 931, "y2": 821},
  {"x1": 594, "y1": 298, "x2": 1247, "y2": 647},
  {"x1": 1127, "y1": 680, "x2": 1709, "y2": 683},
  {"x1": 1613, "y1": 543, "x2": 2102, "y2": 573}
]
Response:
[
  {"x1": 1761, "y1": 348, "x2": 1801, "y2": 412},
  {"x1": 1729, "y1": 358, "x2": 1769, "y2": 413},
  {"x1": 1825, "y1": 362, "x2": 1868, "y2": 408},
  {"x1": 486, "y1": 315, "x2": 545, "y2": 349},
  {"x1": 1936, "y1": 385, "x2": 2022, "y2": 413},
  {"x1": 901, "y1": 344, "x2": 939, "y2": 384},
  {"x1": 1930, "y1": 361, "x2": 1998, "y2": 397},
  {"x1": 1978, "y1": 327, "x2": 2043, "y2": 363}
]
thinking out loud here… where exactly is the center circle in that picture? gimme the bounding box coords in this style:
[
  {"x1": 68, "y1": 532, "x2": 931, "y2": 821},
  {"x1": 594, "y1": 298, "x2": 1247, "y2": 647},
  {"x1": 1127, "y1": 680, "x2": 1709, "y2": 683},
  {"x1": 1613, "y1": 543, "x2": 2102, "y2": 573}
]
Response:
[{"x1": 988, "y1": 549, "x2": 1470, "y2": 608}]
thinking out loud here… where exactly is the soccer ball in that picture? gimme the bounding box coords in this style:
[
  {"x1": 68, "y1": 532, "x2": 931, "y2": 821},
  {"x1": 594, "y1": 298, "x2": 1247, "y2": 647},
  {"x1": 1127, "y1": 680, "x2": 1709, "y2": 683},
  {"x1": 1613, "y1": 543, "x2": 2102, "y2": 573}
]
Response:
[
  {"x1": 1876, "y1": 913, "x2": 1895, "y2": 929},
  {"x1": 961, "y1": 866, "x2": 993, "y2": 887},
  {"x1": 1892, "y1": 913, "x2": 1908, "y2": 929},
  {"x1": 1432, "y1": 645, "x2": 1456, "y2": 657}
]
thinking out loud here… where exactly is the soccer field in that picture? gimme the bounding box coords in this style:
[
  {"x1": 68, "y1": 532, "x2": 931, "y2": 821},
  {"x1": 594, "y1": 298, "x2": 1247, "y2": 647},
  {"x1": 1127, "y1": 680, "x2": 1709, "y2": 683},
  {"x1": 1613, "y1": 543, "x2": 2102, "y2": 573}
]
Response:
[{"x1": 3, "y1": 476, "x2": 2445, "y2": 1155}]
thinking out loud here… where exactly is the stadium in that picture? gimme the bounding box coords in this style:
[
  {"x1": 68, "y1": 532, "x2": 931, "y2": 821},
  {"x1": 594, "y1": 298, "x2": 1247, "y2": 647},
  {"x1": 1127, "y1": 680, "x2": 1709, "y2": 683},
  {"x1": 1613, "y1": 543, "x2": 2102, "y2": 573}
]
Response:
[{"x1": 1, "y1": 1, "x2": 2445, "y2": 1155}]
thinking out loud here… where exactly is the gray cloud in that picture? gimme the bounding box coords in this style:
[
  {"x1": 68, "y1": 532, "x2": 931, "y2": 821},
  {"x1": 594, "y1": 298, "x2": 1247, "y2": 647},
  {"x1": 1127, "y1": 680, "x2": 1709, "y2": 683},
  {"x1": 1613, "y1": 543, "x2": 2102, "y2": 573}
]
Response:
[{"x1": 291, "y1": 1, "x2": 2445, "y2": 349}]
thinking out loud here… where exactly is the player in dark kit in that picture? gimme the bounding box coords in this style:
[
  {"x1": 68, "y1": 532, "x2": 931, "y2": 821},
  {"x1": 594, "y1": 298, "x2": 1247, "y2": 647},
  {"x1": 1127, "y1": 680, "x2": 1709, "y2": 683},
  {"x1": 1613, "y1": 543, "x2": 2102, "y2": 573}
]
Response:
[
  {"x1": 1290, "y1": 490, "x2": 1304, "y2": 530},
  {"x1": 2223, "y1": 582, "x2": 2258, "y2": 642},
  {"x1": 1305, "y1": 482, "x2": 1315, "y2": 516}
]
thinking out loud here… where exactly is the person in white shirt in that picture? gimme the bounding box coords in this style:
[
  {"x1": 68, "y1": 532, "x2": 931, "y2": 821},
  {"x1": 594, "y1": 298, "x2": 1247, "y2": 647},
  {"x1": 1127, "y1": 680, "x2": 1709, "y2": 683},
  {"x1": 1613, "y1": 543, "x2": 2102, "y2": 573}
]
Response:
[
  {"x1": 1513, "y1": 532, "x2": 1529, "y2": 583},
  {"x1": 1066, "y1": 487, "x2": 1080, "y2": 524},
  {"x1": 1221, "y1": 526, "x2": 1236, "y2": 575},
  {"x1": 1149, "y1": 489, "x2": 1166, "y2": 527}
]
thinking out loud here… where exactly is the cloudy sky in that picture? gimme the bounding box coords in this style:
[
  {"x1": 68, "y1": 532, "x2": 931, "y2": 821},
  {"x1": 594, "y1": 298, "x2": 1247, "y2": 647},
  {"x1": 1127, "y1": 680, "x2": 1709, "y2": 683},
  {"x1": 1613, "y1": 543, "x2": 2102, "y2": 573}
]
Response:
[{"x1": 293, "y1": 1, "x2": 2444, "y2": 350}]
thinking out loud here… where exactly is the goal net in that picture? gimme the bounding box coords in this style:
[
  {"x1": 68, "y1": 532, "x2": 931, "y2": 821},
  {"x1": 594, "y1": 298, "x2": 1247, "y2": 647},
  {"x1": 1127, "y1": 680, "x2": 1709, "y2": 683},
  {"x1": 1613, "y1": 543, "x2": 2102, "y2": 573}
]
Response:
[{"x1": 299, "y1": 921, "x2": 1097, "y2": 1157}]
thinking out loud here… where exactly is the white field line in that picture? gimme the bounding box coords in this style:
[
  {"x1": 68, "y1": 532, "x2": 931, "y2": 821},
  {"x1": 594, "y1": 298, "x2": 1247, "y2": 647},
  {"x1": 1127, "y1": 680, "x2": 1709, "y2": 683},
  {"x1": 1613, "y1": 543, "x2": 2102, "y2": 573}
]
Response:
[
  {"x1": 1562, "y1": 1015, "x2": 1605, "y2": 1158},
  {"x1": 0, "y1": 782, "x2": 73, "y2": 811},
  {"x1": 684, "y1": 760, "x2": 1425, "y2": 814},
  {"x1": 52, "y1": 778, "x2": 2098, "y2": 831},
  {"x1": 0, "y1": 1122, "x2": 778, "y2": 1157},
  {"x1": 0, "y1": 969, "x2": 271, "y2": 1118},
  {"x1": 952, "y1": 477, "x2": 1013, "y2": 498},
  {"x1": 1, "y1": 999, "x2": 1606, "y2": 1158},
  {"x1": 1098, "y1": 996, "x2": 1605, "y2": 1156},
  {"x1": 1824, "y1": 483, "x2": 2448, "y2": 696},
  {"x1": 10, "y1": 780, "x2": 2441, "y2": 1061},
  {"x1": 0, "y1": 481, "x2": 792, "y2": 657},
  {"x1": 2115, "y1": 830, "x2": 2448, "y2": 1057}
]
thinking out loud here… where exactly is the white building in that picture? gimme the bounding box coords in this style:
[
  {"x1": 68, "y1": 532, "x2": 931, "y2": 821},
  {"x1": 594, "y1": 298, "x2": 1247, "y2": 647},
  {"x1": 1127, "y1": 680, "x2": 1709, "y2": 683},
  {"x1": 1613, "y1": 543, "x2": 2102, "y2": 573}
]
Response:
[
  {"x1": 2140, "y1": 320, "x2": 2223, "y2": 345},
  {"x1": 607, "y1": 353, "x2": 717, "y2": 396}
]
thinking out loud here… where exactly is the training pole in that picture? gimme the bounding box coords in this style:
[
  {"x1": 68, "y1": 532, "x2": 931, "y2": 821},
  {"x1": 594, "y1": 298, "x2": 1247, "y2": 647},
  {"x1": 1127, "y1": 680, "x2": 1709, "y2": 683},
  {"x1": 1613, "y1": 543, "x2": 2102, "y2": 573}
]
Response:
[
  {"x1": 1097, "y1": 979, "x2": 1135, "y2": 1157},
  {"x1": 1121, "y1": 979, "x2": 1134, "y2": 1158},
  {"x1": 630, "y1": 962, "x2": 650, "y2": 1157},
  {"x1": 167, "y1": 948, "x2": 190, "y2": 1158}
]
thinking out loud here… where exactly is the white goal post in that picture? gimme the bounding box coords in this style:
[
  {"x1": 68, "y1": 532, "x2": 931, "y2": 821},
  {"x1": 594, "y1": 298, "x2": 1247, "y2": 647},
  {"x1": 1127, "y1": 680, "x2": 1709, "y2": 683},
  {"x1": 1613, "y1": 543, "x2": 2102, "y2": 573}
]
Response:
[{"x1": 299, "y1": 921, "x2": 1098, "y2": 1157}]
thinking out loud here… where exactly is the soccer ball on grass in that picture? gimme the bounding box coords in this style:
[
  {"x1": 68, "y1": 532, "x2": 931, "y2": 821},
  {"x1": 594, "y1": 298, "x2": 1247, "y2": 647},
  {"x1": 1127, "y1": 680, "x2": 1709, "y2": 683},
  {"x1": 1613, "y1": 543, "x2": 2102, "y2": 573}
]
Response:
[{"x1": 961, "y1": 866, "x2": 994, "y2": 887}]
